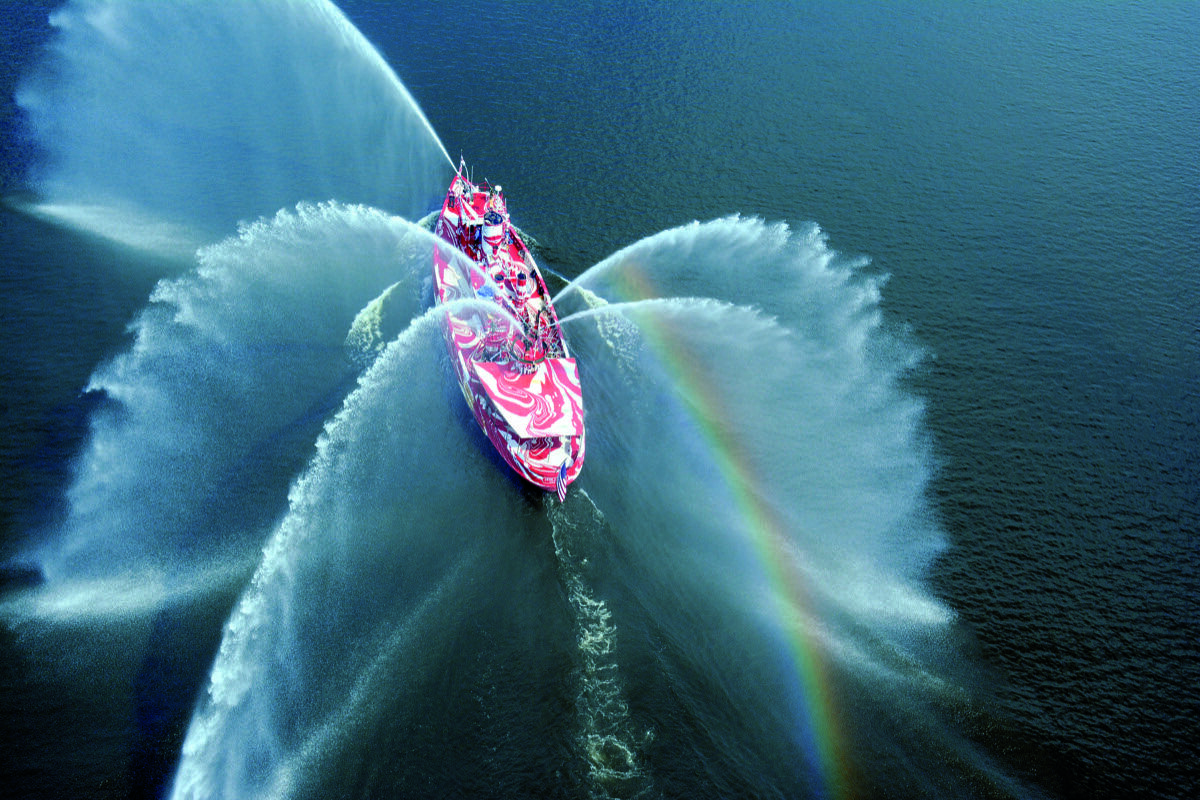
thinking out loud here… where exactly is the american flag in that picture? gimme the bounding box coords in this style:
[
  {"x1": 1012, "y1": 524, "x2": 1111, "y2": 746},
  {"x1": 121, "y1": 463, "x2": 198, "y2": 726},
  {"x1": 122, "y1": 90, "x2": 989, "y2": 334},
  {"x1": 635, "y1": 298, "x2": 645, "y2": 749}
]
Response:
[{"x1": 556, "y1": 463, "x2": 568, "y2": 502}]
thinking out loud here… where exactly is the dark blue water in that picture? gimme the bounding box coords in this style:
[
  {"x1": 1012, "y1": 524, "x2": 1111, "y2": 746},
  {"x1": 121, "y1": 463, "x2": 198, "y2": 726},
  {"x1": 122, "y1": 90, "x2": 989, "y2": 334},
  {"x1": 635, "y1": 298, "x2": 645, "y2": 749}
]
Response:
[{"x1": 2, "y1": 2, "x2": 1197, "y2": 799}]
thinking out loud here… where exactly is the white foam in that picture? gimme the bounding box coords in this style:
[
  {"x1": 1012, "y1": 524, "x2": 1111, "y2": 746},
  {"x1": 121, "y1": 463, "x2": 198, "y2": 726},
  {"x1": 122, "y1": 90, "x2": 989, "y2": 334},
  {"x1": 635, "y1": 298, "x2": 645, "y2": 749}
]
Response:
[{"x1": 548, "y1": 493, "x2": 652, "y2": 798}]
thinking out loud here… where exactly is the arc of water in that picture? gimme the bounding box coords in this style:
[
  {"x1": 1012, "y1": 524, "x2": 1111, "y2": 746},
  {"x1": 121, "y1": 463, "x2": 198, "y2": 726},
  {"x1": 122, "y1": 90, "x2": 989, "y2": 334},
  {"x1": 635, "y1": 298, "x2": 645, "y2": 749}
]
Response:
[{"x1": 18, "y1": 0, "x2": 455, "y2": 254}]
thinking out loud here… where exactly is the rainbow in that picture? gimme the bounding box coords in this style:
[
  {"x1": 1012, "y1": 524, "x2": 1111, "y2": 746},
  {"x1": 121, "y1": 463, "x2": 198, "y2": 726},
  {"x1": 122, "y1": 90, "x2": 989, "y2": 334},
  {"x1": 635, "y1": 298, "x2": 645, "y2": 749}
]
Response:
[{"x1": 604, "y1": 260, "x2": 853, "y2": 800}]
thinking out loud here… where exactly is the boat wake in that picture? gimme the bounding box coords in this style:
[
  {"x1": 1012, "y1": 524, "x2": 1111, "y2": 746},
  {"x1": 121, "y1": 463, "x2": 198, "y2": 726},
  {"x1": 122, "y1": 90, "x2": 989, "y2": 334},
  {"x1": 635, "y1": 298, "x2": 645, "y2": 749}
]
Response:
[{"x1": 548, "y1": 492, "x2": 653, "y2": 800}]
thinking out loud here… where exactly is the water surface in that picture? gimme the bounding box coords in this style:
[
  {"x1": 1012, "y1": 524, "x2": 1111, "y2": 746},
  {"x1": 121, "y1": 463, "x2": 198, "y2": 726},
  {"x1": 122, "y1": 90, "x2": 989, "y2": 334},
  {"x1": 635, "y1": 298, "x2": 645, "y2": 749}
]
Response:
[{"x1": 1, "y1": 2, "x2": 1196, "y2": 798}]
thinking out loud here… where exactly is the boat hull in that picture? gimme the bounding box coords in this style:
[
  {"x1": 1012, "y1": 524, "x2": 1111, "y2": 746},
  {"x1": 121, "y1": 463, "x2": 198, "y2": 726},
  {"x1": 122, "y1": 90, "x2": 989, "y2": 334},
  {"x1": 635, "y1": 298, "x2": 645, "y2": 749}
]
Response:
[{"x1": 432, "y1": 171, "x2": 584, "y2": 495}]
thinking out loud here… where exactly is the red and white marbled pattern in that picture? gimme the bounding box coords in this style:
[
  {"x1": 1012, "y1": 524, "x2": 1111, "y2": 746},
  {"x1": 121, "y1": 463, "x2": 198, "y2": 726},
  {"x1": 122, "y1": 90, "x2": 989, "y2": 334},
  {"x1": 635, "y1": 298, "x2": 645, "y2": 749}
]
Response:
[{"x1": 431, "y1": 170, "x2": 585, "y2": 494}]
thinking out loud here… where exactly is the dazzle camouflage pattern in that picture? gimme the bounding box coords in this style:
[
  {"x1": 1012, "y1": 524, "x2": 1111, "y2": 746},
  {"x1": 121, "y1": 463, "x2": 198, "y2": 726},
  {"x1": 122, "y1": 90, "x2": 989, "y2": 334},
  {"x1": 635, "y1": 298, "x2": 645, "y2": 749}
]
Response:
[{"x1": 433, "y1": 164, "x2": 585, "y2": 497}]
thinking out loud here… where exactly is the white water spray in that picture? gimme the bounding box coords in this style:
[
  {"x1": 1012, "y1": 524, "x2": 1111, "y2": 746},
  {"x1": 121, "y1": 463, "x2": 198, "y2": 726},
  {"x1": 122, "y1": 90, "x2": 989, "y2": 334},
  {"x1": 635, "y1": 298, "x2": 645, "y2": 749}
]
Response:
[
  {"x1": 27, "y1": 204, "x2": 450, "y2": 590},
  {"x1": 169, "y1": 304, "x2": 543, "y2": 800},
  {"x1": 17, "y1": 0, "x2": 452, "y2": 255},
  {"x1": 546, "y1": 217, "x2": 992, "y2": 795}
]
